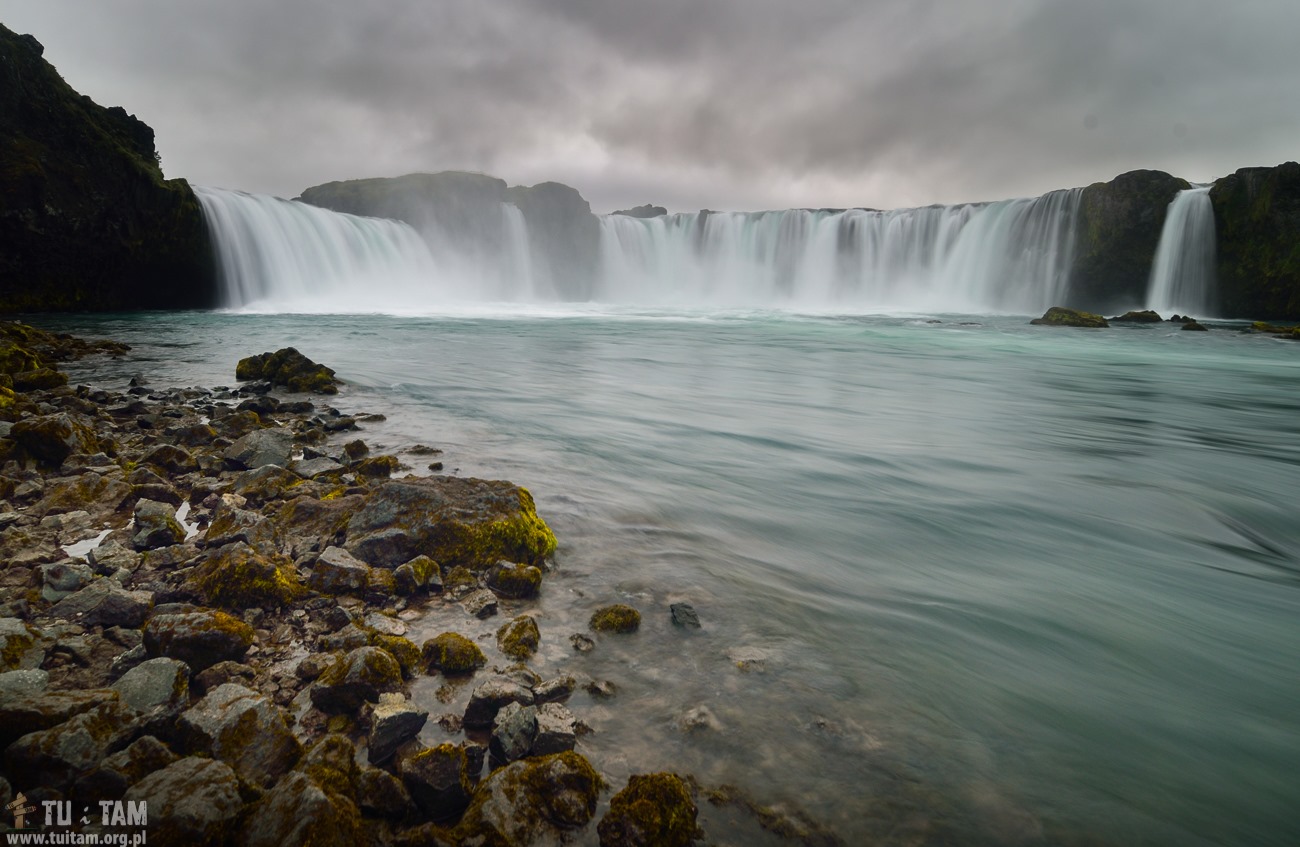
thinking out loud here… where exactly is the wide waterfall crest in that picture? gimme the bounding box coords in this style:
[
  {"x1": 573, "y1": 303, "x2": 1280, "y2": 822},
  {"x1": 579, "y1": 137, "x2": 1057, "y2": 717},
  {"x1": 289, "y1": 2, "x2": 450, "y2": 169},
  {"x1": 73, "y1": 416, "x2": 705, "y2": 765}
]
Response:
[
  {"x1": 195, "y1": 186, "x2": 438, "y2": 310},
  {"x1": 1146, "y1": 187, "x2": 1217, "y2": 317}
]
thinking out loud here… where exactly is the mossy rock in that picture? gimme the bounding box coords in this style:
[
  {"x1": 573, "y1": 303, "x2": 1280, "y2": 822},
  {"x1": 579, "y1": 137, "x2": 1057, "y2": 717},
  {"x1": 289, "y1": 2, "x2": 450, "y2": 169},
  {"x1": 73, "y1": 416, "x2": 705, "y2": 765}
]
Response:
[
  {"x1": 12, "y1": 367, "x2": 68, "y2": 391},
  {"x1": 395, "y1": 555, "x2": 441, "y2": 595},
  {"x1": 373, "y1": 634, "x2": 421, "y2": 679},
  {"x1": 422, "y1": 632, "x2": 486, "y2": 675},
  {"x1": 185, "y1": 541, "x2": 306, "y2": 610},
  {"x1": 1110, "y1": 310, "x2": 1163, "y2": 322},
  {"x1": 486, "y1": 561, "x2": 543, "y2": 599},
  {"x1": 598, "y1": 772, "x2": 701, "y2": 847},
  {"x1": 1030, "y1": 307, "x2": 1109, "y2": 328},
  {"x1": 590, "y1": 604, "x2": 641, "y2": 634},
  {"x1": 443, "y1": 565, "x2": 479, "y2": 596},
  {"x1": 236, "y1": 347, "x2": 339, "y2": 394},
  {"x1": 450, "y1": 750, "x2": 602, "y2": 846},
  {"x1": 496, "y1": 615, "x2": 541, "y2": 660},
  {"x1": 310, "y1": 646, "x2": 404, "y2": 714},
  {"x1": 353, "y1": 455, "x2": 401, "y2": 478}
]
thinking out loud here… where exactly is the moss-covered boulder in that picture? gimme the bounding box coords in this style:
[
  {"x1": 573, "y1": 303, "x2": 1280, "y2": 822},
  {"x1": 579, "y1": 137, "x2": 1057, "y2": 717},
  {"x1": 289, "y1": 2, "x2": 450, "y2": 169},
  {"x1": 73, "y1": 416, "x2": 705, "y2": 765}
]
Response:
[
  {"x1": 310, "y1": 646, "x2": 404, "y2": 714},
  {"x1": 591, "y1": 604, "x2": 642, "y2": 634},
  {"x1": 598, "y1": 773, "x2": 701, "y2": 847},
  {"x1": 0, "y1": 24, "x2": 215, "y2": 312},
  {"x1": 1111, "y1": 309, "x2": 1163, "y2": 322},
  {"x1": 1030, "y1": 306, "x2": 1109, "y2": 328},
  {"x1": 497, "y1": 615, "x2": 541, "y2": 660},
  {"x1": 394, "y1": 554, "x2": 442, "y2": 595},
  {"x1": 1211, "y1": 162, "x2": 1300, "y2": 319},
  {"x1": 143, "y1": 610, "x2": 254, "y2": 672},
  {"x1": 450, "y1": 751, "x2": 602, "y2": 846},
  {"x1": 123, "y1": 758, "x2": 244, "y2": 846},
  {"x1": 185, "y1": 541, "x2": 305, "y2": 610},
  {"x1": 236, "y1": 347, "x2": 339, "y2": 394},
  {"x1": 486, "y1": 561, "x2": 543, "y2": 599},
  {"x1": 9, "y1": 412, "x2": 98, "y2": 465},
  {"x1": 422, "y1": 631, "x2": 486, "y2": 675},
  {"x1": 177, "y1": 683, "x2": 301, "y2": 789},
  {"x1": 1069, "y1": 169, "x2": 1191, "y2": 312},
  {"x1": 132, "y1": 498, "x2": 185, "y2": 550},
  {"x1": 4, "y1": 698, "x2": 140, "y2": 791},
  {"x1": 344, "y1": 477, "x2": 556, "y2": 569},
  {"x1": 397, "y1": 742, "x2": 474, "y2": 822},
  {"x1": 240, "y1": 735, "x2": 362, "y2": 847}
]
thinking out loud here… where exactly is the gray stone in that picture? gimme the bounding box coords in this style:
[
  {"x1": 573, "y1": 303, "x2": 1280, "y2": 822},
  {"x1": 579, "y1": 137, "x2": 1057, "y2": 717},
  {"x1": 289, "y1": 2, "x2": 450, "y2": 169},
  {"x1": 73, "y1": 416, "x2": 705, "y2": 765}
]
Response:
[
  {"x1": 394, "y1": 554, "x2": 442, "y2": 594},
  {"x1": 223, "y1": 427, "x2": 294, "y2": 470},
  {"x1": 364, "y1": 611, "x2": 407, "y2": 636},
  {"x1": 109, "y1": 644, "x2": 148, "y2": 680},
  {"x1": 87, "y1": 540, "x2": 141, "y2": 575},
  {"x1": 463, "y1": 588, "x2": 499, "y2": 619},
  {"x1": 310, "y1": 646, "x2": 403, "y2": 714},
  {"x1": 0, "y1": 618, "x2": 45, "y2": 670},
  {"x1": 124, "y1": 758, "x2": 244, "y2": 847},
  {"x1": 39, "y1": 560, "x2": 93, "y2": 601},
  {"x1": 533, "y1": 675, "x2": 576, "y2": 704},
  {"x1": 132, "y1": 498, "x2": 185, "y2": 550},
  {"x1": 112, "y1": 657, "x2": 189, "y2": 712},
  {"x1": 489, "y1": 701, "x2": 537, "y2": 764},
  {"x1": 368, "y1": 692, "x2": 429, "y2": 764},
  {"x1": 0, "y1": 668, "x2": 48, "y2": 698},
  {"x1": 202, "y1": 503, "x2": 280, "y2": 550},
  {"x1": 177, "y1": 683, "x2": 301, "y2": 788},
  {"x1": 357, "y1": 767, "x2": 411, "y2": 819},
  {"x1": 670, "y1": 602, "x2": 701, "y2": 628},
  {"x1": 73, "y1": 734, "x2": 179, "y2": 801},
  {"x1": 308, "y1": 545, "x2": 372, "y2": 595},
  {"x1": 291, "y1": 456, "x2": 344, "y2": 478},
  {"x1": 532, "y1": 702, "x2": 578, "y2": 755},
  {"x1": 49, "y1": 579, "x2": 153, "y2": 627},
  {"x1": 143, "y1": 611, "x2": 253, "y2": 672},
  {"x1": 240, "y1": 771, "x2": 359, "y2": 847},
  {"x1": 4, "y1": 699, "x2": 140, "y2": 790},
  {"x1": 396, "y1": 743, "x2": 472, "y2": 822},
  {"x1": 463, "y1": 676, "x2": 535, "y2": 728}
]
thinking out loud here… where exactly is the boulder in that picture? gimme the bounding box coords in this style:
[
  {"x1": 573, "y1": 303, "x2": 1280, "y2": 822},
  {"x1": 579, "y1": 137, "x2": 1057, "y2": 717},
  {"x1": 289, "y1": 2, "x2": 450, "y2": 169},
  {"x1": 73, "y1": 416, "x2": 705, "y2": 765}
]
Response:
[
  {"x1": 489, "y1": 701, "x2": 537, "y2": 764},
  {"x1": 13, "y1": 367, "x2": 68, "y2": 391},
  {"x1": 1030, "y1": 307, "x2": 1109, "y2": 328},
  {"x1": 0, "y1": 668, "x2": 48, "y2": 698},
  {"x1": 357, "y1": 766, "x2": 412, "y2": 819},
  {"x1": 451, "y1": 751, "x2": 601, "y2": 845},
  {"x1": 184, "y1": 541, "x2": 304, "y2": 610},
  {"x1": 223, "y1": 427, "x2": 294, "y2": 470},
  {"x1": 49, "y1": 579, "x2": 152, "y2": 628},
  {"x1": 177, "y1": 683, "x2": 301, "y2": 788},
  {"x1": 533, "y1": 675, "x2": 576, "y2": 705},
  {"x1": 310, "y1": 646, "x2": 403, "y2": 714},
  {"x1": 239, "y1": 771, "x2": 360, "y2": 847},
  {"x1": 0, "y1": 617, "x2": 42, "y2": 670},
  {"x1": 9, "y1": 413, "x2": 97, "y2": 465},
  {"x1": 143, "y1": 610, "x2": 254, "y2": 672},
  {"x1": 597, "y1": 772, "x2": 701, "y2": 847},
  {"x1": 670, "y1": 603, "x2": 701, "y2": 629},
  {"x1": 230, "y1": 464, "x2": 302, "y2": 505},
  {"x1": 39, "y1": 560, "x2": 93, "y2": 600},
  {"x1": 123, "y1": 758, "x2": 244, "y2": 847},
  {"x1": 0, "y1": 688, "x2": 116, "y2": 749},
  {"x1": 463, "y1": 676, "x2": 535, "y2": 729},
  {"x1": 72, "y1": 734, "x2": 178, "y2": 801},
  {"x1": 496, "y1": 615, "x2": 540, "y2": 660},
  {"x1": 86, "y1": 540, "x2": 141, "y2": 575},
  {"x1": 421, "y1": 631, "x2": 486, "y2": 675},
  {"x1": 111, "y1": 657, "x2": 189, "y2": 713},
  {"x1": 132, "y1": 498, "x2": 185, "y2": 550},
  {"x1": 4, "y1": 698, "x2": 140, "y2": 790},
  {"x1": 1110, "y1": 310, "x2": 1164, "y2": 322},
  {"x1": 590, "y1": 603, "x2": 642, "y2": 633},
  {"x1": 394, "y1": 554, "x2": 441, "y2": 595},
  {"x1": 396, "y1": 742, "x2": 473, "y2": 822},
  {"x1": 532, "y1": 703, "x2": 578, "y2": 756},
  {"x1": 308, "y1": 545, "x2": 372, "y2": 594},
  {"x1": 368, "y1": 692, "x2": 428, "y2": 764},
  {"x1": 463, "y1": 588, "x2": 499, "y2": 619},
  {"x1": 203, "y1": 503, "x2": 281, "y2": 550},
  {"x1": 140, "y1": 443, "x2": 198, "y2": 474},
  {"x1": 235, "y1": 348, "x2": 339, "y2": 394},
  {"x1": 31, "y1": 473, "x2": 132, "y2": 519},
  {"x1": 485, "y1": 561, "x2": 542, "y2": 599},
  {"x1": 343, "y1": 476, "x2": 556, "y2": 569}
]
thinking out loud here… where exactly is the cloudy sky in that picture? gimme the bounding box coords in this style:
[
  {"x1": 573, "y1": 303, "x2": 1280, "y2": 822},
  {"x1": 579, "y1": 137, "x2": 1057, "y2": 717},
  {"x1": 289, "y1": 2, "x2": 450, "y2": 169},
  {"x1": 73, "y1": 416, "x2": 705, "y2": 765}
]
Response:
[{"x1": 5, "y1": 0, "x2": 1297, "y2": 212}]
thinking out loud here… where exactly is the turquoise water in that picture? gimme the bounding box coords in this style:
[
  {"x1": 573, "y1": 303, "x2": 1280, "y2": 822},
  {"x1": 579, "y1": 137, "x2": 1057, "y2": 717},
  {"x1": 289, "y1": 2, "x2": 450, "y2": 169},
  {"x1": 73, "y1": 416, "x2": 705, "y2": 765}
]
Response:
[{"x1": 46, "y1": 310, "x2": 1300, "y2": 845}]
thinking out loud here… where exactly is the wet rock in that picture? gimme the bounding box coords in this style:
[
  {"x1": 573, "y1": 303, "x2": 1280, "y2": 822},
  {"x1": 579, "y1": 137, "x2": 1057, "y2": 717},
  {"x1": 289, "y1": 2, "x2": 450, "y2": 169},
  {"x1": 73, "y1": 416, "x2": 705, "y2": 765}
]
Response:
[
  {"x1": 123, "y1": 758, "x2": 244, "y2": 847},
  {"x1": 0, "y1": 688, "x2": 116, "y2": 748},
  {"x1": 111, "y1": 657, "x2": 189, "y2": 713},
  {"x1": 32, "y1": 473, "x2": 132, "y2": 519},
  {"x1": 342, "y1": 439, "x2": 369, "y2": 462},
  {"x1": 295, "y1": 653, "x2": 334, "y2": 682},
  {"x1": 39, "y1": 560, "x2": 93, "y2": 601},
  {"x1": 109, "y1": 645, "x2": 148, "y2": 680},
  {"x1": 4, "y1": 698, "x2": 140, "y2": 790},
  {"x1": 394, "y1": 554, "x2": 441, "y2": 595},
  {"x1": 532, "y1": 703, "x2": 578, "y2": 756},
  {"x1": 1111, "y1": 309, "x2": 1164, "y2": 322},
  {"x1": 372, "y1": 634, "x2": 420, "y2": 679},
  {"x1": 585, "y1": 679, "x2": 617, "y2": 699},
  {"x1": 310, "y1": 646, "x2": 403, "y2": 714},
  {"x1": 443, "y1": 565, "x2": 479, "y2": 598},
  {"x1": 10, "y1": 413, "x2": 97, "y2": 466},
  {"x1": 422, "y1": 631, "x2": 487, "y2": 674},
  {"x1": 236, "y1": 348, "x2": 340, "y2": 394},
  {"x1": 368, "y1": 692, "x2": 429, "y2": 764},
  {"x1": 670, "y1": 603, "x2": 701, "y2": 629},
  {"x1": 1182, "y1": 319, "x2": 1209, "y2": 331},
  {"x1": 203, "y1": 502, "x2": 280, "y2": 550},
  {"x1": 223, "y1": 427, "x2": 294, "y2": 470},
  {"x1": 132, "y1": 498, "x2": 185, "y2": 550},
  {"x1": 231, "y1": 464, "x2": 302, "y2": 505},
  {"x1": 291, "y1": 455, "x2": 344, "y2": 478},
  {"x1": 678, "y1": 705, "x2": 722, "y2": 733},
  {"x1": 72, "y1": 734, "x2": 178, "y2": 801},
  {"x1": 590, "y1": 603, "x2": 641, "y2": 633},
  {"x1": 451, "y1": 751, "x2": 601, "y2": 845},
  {"x1": 309, "y1": 545, "x2": 372, "y2": 594},
  {"x1": 0, "y1": 668, "x2": 48, "y2": 698},
  {"x1": 490, "y1": 701, "x2": 537, "y2": 764},
  {"x1": 343, "y1": 476, "x2": 556, "y2": 569},
  {"x1": 397, "y1": 743, "x2": 473, "y2": 822},
  {"x1": 240, "y1": 770, "x2": 360, "y2": 847},
  {"x1": 463, "y1": 676, "x2": 535, "y2": 729},
  {"x1": 140, "y1": 443, "x2": 198, "y2": 474},
  {"x1": 13, "y1": 367, "x2": 68, "y2": 391},
  {"x1": 184, "y1": 541, "x2": 304, "y2": 610},
  {"x1": 497, "y1": 615, "x2": 540, "y2": 660},
  {"x1": 1029, "y1": 306, "x2": 1109, "y2": 328},
  {"x1": 49, "y1": 579, "x2": 152, "y2": 628},
  {"x1": 192, "y1": 661, "x2": 256, "y2": 696},
  {"x1": 486, "y1": 561, "x2": 543, "y2": 599},
  {"x1": 357, "y1": 766, "x2": 411, "y2": 819},
  {"x1": 533, "y1": 675, "x2": 576, "y2": 704},
  {"x1": 463, "y1": 588, "x2": 499, "y2": 619},
  {"x1": 318, "y1": 623, "x2": 371, "y2": 652},
  {"x1": 143, "y1": 610, "x2": 254, "y2": 672},
  {"x1": 177, "y1": 683, "x2": 301, "y2": 788},
  {"x1": 597, "y1": 772, "x2": 700, "y2": 847},
  {"x1": 86, "y1": 540, "x2": 141, "y2": 575},
  {"x1": 569, "y1": 633, "x2": 595, "y2": 653}
]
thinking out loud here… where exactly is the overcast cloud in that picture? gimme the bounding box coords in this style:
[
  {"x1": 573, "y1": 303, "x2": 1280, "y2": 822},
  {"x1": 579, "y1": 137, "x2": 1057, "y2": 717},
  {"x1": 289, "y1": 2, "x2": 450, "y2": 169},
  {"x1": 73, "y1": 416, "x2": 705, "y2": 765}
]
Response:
[{"x1": 5, "y1": 0, "x2": 1297, "y2": 212}]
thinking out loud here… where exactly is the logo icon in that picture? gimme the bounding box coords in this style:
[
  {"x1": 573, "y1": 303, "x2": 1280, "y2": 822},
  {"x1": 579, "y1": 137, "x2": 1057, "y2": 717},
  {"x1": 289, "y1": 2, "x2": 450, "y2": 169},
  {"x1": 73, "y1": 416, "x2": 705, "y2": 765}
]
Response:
[{"x1": 6, "y1": 792, "x2": 37, "y2": 829}]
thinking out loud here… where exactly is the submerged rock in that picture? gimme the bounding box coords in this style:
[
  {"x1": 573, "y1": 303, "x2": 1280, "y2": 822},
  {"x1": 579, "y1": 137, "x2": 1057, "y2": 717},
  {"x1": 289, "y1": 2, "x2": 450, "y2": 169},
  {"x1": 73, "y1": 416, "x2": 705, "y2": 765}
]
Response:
[
  {"x1": 598, "y1": 772, "x2": 701, "y2": 847},
  {"x1": 422, "y1": 631, "x2": 487, "y2": 675},
  {"x1": 450, "y1": 751, "x2": 602, "y2": 845},
  {"x1": 236, "y1": 348, "x2": 339, "y2": 394},
  {"x1": 1030, "y1": 307, "x2": 1109, "y2": 328},
  {"x1": 590, "y1": 603, "x2": 642, "y2": 633},
  {"x1": 1110, "y1": 309, "x2": 1164, "y2": 322},
  {"x1": 670, "y1": 603, "x2": 701, "y2": 629}
]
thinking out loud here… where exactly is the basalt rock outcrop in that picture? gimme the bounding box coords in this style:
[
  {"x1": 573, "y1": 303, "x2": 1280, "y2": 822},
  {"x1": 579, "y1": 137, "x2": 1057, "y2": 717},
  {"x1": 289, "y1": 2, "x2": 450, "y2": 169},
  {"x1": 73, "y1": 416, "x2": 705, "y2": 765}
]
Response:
[
  {"x1": 0, "y1": 24, "x2": 215, "y2": 312},
  {"x1": 1210, "y1": 162, "x2": 1300, "y2": 319}
]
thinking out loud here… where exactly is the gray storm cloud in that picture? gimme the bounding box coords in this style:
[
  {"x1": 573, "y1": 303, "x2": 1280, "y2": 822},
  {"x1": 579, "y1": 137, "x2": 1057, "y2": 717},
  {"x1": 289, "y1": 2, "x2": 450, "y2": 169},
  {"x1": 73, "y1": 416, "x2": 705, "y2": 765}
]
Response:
[{"x1": 4, "y1": 0, "x2": 1296, "y2": 211}]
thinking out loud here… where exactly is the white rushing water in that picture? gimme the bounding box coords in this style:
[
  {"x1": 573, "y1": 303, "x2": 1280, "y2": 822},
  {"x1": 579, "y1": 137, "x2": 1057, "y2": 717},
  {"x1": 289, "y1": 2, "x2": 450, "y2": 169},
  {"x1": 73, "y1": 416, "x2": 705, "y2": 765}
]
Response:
[
  {"x1": 1147, "y1": 186, "x2": 1217, "y2": 317},
  {"x1": 200, "y1": 185, "x2": 1089, "y2": 314}
]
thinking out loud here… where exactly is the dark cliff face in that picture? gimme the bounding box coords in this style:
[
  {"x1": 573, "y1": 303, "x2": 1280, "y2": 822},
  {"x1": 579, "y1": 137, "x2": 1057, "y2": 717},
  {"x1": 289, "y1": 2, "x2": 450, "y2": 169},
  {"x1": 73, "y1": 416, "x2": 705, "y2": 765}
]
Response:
[
  {"x1": 0, "y1": 24, "x2": 216, "y2": 312},
  {"x1": 298, "y1": 171, "x2": 601, "y2": 300},
  {"x1": 1210, "y1": 162, "x2": 1300, "y2": 320},
  {"x1": 1068, "y1": 170, "x2": 1191, "y2": 314}
]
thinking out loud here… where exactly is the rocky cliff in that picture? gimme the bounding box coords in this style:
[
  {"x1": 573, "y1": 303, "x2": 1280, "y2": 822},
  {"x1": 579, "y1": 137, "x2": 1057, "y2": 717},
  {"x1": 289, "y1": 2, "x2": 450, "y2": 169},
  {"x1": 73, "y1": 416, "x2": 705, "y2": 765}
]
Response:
[
  {"x1": 1068, "y1": 170, "x2": 1190, "y2": 314},
  {"x1": 1210, "y1": 162, "x2": 1300, "y2": 320},
  {"x1": 0, "y1": 24, "x2": 215, "y2": 312}
]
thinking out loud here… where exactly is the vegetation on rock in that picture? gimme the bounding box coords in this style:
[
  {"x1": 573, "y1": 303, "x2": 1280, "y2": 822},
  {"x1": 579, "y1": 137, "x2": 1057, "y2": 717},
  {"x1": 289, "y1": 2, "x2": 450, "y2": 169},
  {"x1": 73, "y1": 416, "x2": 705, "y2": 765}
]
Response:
[
  {"x1": 1030, "y1": 307, "x2": 1110, "y2": 328},
  {"x1": 590, "y1": 604, "x2": 642, "y2": 634}
]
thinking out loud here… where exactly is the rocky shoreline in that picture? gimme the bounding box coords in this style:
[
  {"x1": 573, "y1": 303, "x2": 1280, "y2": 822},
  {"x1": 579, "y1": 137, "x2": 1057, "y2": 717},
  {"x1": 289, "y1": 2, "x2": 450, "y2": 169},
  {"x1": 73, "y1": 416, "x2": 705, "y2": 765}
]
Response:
[{"x1": 0, "y1": 321, "x2": 732, "y2": 846}]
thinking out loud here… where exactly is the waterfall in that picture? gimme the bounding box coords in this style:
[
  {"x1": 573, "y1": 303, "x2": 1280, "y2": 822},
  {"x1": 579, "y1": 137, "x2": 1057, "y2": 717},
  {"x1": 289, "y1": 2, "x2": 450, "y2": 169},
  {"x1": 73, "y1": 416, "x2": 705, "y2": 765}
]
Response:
[
  {"x1": 1146, "y1": 187, "x2": 1217, "y2": 317},
  {"x1": 596, "y1": 189, "x2": 1083, "y2": 313},
  {"x1": 197, "y1": 184, "x2": 1090, "y2": 314},
  {"x1": 195, "y1": 186, "x2": 439, "y2": 310}
]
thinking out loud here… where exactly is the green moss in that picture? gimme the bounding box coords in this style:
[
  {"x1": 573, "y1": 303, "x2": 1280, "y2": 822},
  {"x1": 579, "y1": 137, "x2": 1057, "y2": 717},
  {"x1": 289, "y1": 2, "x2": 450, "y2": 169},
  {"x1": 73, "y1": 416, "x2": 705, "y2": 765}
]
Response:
[
  {"x1": 187, "y1": 544, "x2": 306, "y2": 610},
  {"x1": 236, "y1": 348, "x2": 339, "y2": 394},
  {"x1": 374, "y1": 634, "x2": 421, "y2": 679},
  {"x1": 1030, "y1": 307, "x2": 1109, "y2": 328},
  {"x1": 365, "y1": 567, "x2": 397, "y2": 600},
  {"x1": 462, "y1": 488, "x2": 557, "y2": 567},
  {"x1": 1, "y1": 628, "x2": 35, "y2": 670},
  {"x1": 354, "y1": 455, "x2": 401, "y2": 478},
  {"x1": 590, "y1": 604, "x2": 641, "y2": 634},
  {"x1": 487, "y1": 562, "x2": 542, "y2": 599},
  {"x1": 598, "y1": 773, "x2": 700, "y2": 847},
  {"x1": 496, "y1": 615, "x2": 540, "y2": 660},
  {"x1": 450, "y1": 750, "x2": 602, "y2": 846},
  {"x1": 421, "y1": 632, "x2": 486, "y2": 675},
  {"x1": 443, "y1": 566, "x2": 479, "y2": 594}
]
